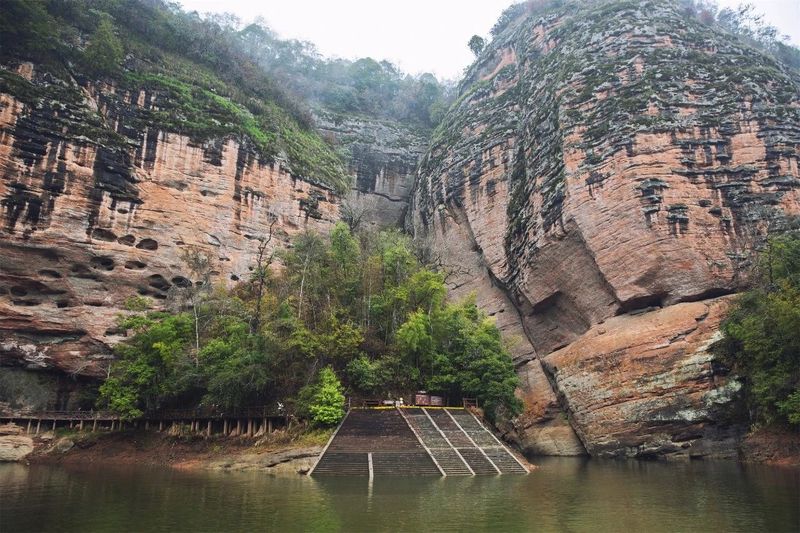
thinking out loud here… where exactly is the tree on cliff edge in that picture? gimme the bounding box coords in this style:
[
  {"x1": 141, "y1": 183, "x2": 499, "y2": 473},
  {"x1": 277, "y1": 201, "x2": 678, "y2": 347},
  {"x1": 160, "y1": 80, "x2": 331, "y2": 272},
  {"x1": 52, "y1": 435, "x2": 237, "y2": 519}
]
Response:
[
  {"x1": 468, "y1": 35, "x2": 486, "y2": 57},
  {"x1": 83, "y1": 15, "x2": 124, "y2": 76}
]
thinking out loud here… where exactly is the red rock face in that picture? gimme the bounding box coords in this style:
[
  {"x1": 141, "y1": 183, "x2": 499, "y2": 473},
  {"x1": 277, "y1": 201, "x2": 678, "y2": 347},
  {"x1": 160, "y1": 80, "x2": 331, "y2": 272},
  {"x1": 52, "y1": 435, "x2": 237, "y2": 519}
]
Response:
[
  {"x1": 409, "y1": 1, "x2": 800, "y2": 456},
  {"x1": 542, "y1": 297, "x2": 742, "y2": 458},
  {"x1": 0, "y1": 71, "x2": 339, "y2": 378}
]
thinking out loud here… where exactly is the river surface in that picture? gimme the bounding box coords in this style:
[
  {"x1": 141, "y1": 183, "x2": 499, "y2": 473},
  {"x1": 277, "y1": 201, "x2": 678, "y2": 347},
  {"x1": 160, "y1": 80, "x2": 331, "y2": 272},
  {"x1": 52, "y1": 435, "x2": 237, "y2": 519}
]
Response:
[{"x1": 1, "y1": 458, "x2": 798, "y2": 532}]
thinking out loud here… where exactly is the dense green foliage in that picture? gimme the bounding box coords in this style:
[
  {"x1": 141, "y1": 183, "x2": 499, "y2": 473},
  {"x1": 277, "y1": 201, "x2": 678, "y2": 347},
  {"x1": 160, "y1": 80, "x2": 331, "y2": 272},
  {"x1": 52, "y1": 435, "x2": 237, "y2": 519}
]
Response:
[
  {"x1": 98, "y1": 224, "x2": 520, "y2": 423},
  {"x1": 718, "y1": 232, "x2": 800, "y2": 426},
  {"x1": 99, "y1": 313, "x2": 194, "y2": 419},
  {"x1": 300, "y1": 367, "x2": 346, "y2": 426},
  {"x1": 0, "y1": 0, "x2": 59, "y2": 60}
]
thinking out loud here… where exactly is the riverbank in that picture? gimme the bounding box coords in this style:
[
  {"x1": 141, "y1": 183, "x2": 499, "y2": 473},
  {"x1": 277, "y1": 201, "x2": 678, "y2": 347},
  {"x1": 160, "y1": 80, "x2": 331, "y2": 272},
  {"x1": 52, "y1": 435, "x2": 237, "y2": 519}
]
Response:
[
  {"x1": 740, "y1": 427, "x2": 800, "y2": 467},
  {"x1": 3, "y1": 423, "x2": 798, "y2": 471},
  {"x1": 23, "y1": 425, "x2": 330, "y2": 476}
]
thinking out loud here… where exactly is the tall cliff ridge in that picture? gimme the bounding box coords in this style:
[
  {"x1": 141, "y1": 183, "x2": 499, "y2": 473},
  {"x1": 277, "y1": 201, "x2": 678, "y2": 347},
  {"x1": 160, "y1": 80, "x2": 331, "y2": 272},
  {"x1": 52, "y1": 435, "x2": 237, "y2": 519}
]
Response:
[
  {"x1": 408, "y1": 0, "x2": 800, "y2": 457},
  {"x1": 0, "y1": 72, "x2": 423, "y2": 389}
]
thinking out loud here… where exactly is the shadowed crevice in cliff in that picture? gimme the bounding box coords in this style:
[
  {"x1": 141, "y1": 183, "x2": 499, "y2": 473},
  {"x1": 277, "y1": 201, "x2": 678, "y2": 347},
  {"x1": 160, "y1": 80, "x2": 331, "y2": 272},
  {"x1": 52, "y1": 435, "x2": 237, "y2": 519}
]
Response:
[
  {"x1": 2, "y1": 138, "x2": 71, "y2": 234},
  {"x1": 232, "y1": 144, "x2": 250, "y2": 226},
  {"x1": 508, "y1": 223, "x2": 620, "y2": 356},
  {"x1": 674, "y1": 287, "x2": 737, "y2": 305},
  {"x1": 0, "y1": 366, "x2": 100, "y2": 412},
  {"x1": 0, "y1": 329, "x2": 112, "y2": 380},
  {"x1": 536, "y1": 357, "x2": 591, "y2": 454},
  {"x1": 440, "y1": 203, "x2": 588, "y2": 454}
]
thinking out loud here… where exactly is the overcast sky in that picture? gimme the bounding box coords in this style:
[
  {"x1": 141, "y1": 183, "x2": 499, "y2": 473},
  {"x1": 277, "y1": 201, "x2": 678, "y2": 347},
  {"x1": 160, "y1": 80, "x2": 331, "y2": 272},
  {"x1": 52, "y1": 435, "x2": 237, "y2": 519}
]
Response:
[{"x1": 178, "y1": 0, "x2": 800, "y2": 80}]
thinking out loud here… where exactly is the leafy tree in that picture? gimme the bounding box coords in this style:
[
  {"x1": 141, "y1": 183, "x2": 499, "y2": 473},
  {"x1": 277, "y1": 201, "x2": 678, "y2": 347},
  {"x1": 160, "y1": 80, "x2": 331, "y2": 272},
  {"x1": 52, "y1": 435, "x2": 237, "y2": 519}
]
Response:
[
  {"x1": 98, "y1": 313, "x2": 194, "y2": 418},
  {"x1": 173, "y1": 246, "x2": 215, "y2": 355},
  {"x1": 83, "y1": 15, "x2": 124, "y2": 76},
  {"x1": 345, "y1": 355, "x2": 387, "y2": 396},
  {"x1": 718, "y1": 232, "x2": 800, "y2": 426},
  {"x1": 397, "y1": 310, "x2": 434, "y2": 380},
  {"x1": 468, "y1": 35, "x2": 486, "y2": 57},
  {"x1": 200, "y1": 317, "x2": 272, "y2": 409}
]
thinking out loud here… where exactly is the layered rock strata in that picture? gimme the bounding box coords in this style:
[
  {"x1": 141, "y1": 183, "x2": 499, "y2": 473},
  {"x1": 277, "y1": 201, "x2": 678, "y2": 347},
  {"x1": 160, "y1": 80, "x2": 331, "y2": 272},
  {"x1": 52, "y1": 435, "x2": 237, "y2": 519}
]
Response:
[
  {"x1": 408, "y1": 0, "x2": 800, "y2": 456},
  {"x1": 0, "y1": 64, "x2": 339, "y2": 398},
  {"x1": 315, "y1": 110, "x2": 427, "y2": 229}
]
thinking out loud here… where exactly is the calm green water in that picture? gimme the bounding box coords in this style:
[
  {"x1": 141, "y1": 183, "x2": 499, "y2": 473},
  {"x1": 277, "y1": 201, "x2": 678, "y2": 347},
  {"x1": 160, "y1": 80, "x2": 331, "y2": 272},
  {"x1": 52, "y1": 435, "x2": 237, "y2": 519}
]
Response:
[{"x1": 1, "y1": 458, "x2": 798, "y2": 532}]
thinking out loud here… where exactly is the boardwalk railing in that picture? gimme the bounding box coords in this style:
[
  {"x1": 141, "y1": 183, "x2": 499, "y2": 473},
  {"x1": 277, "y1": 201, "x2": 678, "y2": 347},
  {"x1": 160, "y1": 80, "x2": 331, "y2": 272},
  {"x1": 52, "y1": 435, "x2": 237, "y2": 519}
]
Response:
[
  {"x1": 0, "y1": 410, "x2": 121, "y2": 421},
  {"x1": 0, "y1": 405, "x2": 292, "y2": 437},
  {"x1": 148, "y1": 406, "x2": 286, "y2": 421},
  {"x1": 0, "y1": 405, "x2": 288, "y2": 421}
]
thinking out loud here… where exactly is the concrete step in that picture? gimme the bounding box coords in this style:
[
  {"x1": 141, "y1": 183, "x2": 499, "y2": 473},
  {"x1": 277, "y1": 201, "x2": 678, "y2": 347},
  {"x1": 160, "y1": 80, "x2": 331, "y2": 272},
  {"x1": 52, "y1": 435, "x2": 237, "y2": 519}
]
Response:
[
  {"x1": 458, "y1": 448, "x2": 499, "y2": 475},
  {"x1": 429, "y1": 448, "x2": 472, "y2": 476},
  {"x1": 312, "y1": 452, "x2": 369, "y2": 476},
  {"x1": 445, "y1": 409, "x2": 527, "y2": 474},
  {"x1": 371, "y1": 451, "x2": 440, "y2": 476},
  {"x1": 426, "y1": 410, "x2": 472, "y2": 447},
  {"x1": 484, "y1": 448, "x2": 528, "y2": 474}
]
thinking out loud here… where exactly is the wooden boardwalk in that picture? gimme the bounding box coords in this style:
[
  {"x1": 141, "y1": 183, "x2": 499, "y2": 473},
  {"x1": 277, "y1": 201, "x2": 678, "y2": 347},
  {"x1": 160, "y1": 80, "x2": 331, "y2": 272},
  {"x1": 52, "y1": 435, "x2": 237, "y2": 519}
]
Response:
[{"x1": 0, "y1": 406, "x2": 289, "y2": 437}]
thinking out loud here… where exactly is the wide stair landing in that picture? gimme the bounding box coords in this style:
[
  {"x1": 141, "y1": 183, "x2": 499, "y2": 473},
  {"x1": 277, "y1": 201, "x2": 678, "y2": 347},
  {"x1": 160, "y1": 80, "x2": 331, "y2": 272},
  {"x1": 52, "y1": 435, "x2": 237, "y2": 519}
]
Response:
[
  {"x1": 311, "y1": 407, "x2": 528, "y2": 477},
  {"x1": 310, "y1": 409, "x2": 440, "y2": 476}
]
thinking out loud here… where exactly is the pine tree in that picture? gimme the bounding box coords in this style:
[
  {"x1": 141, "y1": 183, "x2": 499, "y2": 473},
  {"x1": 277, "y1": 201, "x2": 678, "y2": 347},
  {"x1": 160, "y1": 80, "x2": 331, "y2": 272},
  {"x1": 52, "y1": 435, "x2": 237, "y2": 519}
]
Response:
[
  {"x1": 309, "y1": 367, "x2": 345, "y2": 425},
  {"x1": 84, "y1": 16, "x2": 123, "y2": 76}
]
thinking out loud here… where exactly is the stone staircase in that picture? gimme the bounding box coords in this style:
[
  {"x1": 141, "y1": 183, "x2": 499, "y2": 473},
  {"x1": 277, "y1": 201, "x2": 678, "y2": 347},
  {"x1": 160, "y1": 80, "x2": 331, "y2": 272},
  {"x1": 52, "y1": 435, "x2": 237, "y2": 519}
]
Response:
[
  {"x1": 403, "y1": 408, "x2": 474, "y2": 475},
  {"x1": 447, "y1": 409, "x2": 528, "y2": 474},
  {"x1": 310, "y1": 407, "x2": 528, "y2": 477},
  {"x1": 426, "y1": 409, "x2": 501, "y2": 474},
  {"x1": 310, "y1": 409, "x2": 440, "y2": 476}
]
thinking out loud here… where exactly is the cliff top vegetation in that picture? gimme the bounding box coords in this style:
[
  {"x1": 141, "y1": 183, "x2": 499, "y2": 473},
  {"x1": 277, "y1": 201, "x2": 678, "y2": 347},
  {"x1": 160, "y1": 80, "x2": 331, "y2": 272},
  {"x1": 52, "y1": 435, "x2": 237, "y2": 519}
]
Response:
[{"x1": 0, "y1": 0, "x2": 451, "y2": 192}]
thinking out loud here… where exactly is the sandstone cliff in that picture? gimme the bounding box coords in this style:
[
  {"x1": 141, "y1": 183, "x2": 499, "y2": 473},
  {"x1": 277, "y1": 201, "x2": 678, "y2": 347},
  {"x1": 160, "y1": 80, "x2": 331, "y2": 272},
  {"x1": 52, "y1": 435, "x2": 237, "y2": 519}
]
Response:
[
  {"x1": 408, "y1": 0, "x2": 800, "y2": 457},
  {"x1": 0, "y1": 64, "x2": 338, "y2": 383},
  {"x1": 0, "y1": 62, "x2": 423, "y2": 411},
  {"x1": 3, "y1": 0, "x2": 799, "y2": 460}
]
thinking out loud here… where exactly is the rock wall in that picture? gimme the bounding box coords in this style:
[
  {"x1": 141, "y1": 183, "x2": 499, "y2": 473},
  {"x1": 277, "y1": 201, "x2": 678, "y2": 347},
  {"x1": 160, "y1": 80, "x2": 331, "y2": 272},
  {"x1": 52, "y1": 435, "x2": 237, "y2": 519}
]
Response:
[
  {"x1": 408, "y1": 0, "x2": 800, "y2": 457},
  {"x1": 543, "y1": 296, "x2": 743, "y2": 458},
  {"x1": 0, "y1": 64, "x2": 339, "y2": 394},
  {"x1": 315, "y1": 110, "x2": 427, "y2": 229}
]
